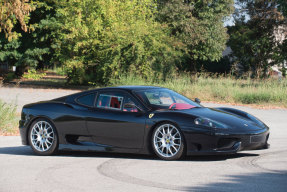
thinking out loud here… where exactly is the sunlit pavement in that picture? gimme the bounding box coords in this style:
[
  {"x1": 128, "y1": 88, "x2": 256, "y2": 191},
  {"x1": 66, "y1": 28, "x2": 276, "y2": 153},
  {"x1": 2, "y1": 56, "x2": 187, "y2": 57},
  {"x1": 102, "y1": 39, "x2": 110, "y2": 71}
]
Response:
[
  {"x1": 0, "y1": 102, "x2": 286, "y2": 191},
  {"x1": 0, "y1": 87, "x2": 80, "y2": 112}
]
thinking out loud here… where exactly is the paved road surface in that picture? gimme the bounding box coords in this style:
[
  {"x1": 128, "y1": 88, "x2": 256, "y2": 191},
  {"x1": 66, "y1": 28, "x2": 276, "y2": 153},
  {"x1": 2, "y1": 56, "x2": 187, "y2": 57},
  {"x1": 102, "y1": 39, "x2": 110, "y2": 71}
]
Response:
[
  {"x1": 0, "y1": 87, "x2": 286, "y2": 191},
  {"x1": 0, "y1": 87, "x2": 79, "y2": 112}
]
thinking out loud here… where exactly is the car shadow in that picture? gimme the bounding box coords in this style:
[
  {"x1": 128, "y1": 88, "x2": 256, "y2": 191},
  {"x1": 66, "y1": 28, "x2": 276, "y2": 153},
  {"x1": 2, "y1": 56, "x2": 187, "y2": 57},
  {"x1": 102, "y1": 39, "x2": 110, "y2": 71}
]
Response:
[
  {"x1": 0, "y1": 146, "x2": 35, "y2": 156},
  {"x1": 0, "y1": 145, "x2": 259, "y2": 161},
  {"x1": 183, "y1": 171, "x2": 287, "y2": 192}
]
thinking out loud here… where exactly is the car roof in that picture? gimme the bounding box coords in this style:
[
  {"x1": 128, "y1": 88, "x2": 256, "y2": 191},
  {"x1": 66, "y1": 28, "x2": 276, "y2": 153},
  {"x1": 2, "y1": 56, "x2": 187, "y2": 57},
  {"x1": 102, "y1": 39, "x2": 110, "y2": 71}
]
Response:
[
  {"x1": 108, "y1": 85, "x2": 163, "y2": 90},
  {"x1": 62, "y1": 86, "x2": 163, "y2": 108},
  {"x1": 84, "y1": 85, "x2": 163, "y2": 92},
  {"x1": 63, "y1": 86, "x2": 163, "y2": 100}
]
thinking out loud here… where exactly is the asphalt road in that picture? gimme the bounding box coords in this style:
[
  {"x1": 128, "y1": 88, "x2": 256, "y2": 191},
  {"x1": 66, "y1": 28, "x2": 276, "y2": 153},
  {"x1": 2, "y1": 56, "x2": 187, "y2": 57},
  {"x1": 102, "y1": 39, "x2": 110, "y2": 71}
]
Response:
[
  {"x1": 0, "y1": 87, "x2": 287, "y2": 191},
  {"x1": 0, "y1": 87, "x2": 79, "y2": 112}
]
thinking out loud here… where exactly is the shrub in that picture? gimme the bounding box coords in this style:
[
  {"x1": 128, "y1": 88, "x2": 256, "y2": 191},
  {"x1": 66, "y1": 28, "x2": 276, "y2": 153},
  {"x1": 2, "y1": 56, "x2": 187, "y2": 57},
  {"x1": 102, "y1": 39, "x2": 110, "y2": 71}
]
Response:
[
  {"x1": 52, "y1": 66, "x2": 67, "y2": 76},
  {"x1": 56, "y1": 0, "x2": 181, "y2": 85},
  {"x1": 3, "y1": 72, "x2": 17, "y2": 83},
  {"x1": 23, "y1": 69, "x2": 46, "y2": 80},
  {"x1": 0, "y1": 99, "x2": 18, "y2": 135}
]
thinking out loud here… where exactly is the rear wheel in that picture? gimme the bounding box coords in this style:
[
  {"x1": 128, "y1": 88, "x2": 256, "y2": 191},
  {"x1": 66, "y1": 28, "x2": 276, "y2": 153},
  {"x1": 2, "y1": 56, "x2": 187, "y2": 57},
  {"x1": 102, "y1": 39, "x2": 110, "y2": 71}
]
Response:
[
  {"x1": 152, "y1": 123, "x2": 185, "y2": 160},
  {"x1": 28, "y1": 118, "x2": 58, "y2": 155}
]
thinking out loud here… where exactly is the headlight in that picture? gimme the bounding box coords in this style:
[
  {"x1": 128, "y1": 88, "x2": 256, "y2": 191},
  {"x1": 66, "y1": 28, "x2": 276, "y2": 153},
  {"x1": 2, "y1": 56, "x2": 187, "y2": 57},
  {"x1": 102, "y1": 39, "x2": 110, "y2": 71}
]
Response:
[{"x1": 194, "y1": 117, "x2": 227, "y2": 129}]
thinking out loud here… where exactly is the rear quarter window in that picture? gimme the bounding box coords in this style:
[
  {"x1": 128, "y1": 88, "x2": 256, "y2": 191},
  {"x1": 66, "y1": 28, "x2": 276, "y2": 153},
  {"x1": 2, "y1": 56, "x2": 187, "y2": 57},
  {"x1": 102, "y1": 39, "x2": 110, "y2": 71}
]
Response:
[{"x1": 76, "y1": 93, "x2": 96, "y2": 107}]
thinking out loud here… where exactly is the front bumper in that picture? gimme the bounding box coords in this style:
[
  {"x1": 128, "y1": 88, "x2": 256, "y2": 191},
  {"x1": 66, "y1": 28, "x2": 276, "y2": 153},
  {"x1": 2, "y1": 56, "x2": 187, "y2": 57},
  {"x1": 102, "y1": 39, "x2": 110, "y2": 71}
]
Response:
[
  {"x1": 184, "y1": 130, "x2": 270, "y2": 156},
  {"x1": 19, "y1": 120, "x2": 29, "y2": 145}
]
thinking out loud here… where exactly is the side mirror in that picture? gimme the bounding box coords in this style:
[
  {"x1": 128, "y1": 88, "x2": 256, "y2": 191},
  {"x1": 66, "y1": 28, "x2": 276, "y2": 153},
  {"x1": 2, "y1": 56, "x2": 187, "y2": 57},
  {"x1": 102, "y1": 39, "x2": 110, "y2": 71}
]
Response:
[
  {"x1": 123, "y1": 103, "x2": 144, "y2": 113},
  {"x1": 195, "y1": 98, "x2": 201, "y2": 104}
]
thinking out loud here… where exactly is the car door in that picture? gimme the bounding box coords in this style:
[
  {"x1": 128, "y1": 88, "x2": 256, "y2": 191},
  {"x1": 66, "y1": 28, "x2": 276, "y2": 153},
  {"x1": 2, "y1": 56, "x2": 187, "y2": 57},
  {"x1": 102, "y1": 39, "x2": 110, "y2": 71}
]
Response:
[
  {"x1": 55, "y1": 92, "x2": 97, "y2": 137},
  {"x1": 86, "y1": 90, "x2": 146, "y2": 149}
]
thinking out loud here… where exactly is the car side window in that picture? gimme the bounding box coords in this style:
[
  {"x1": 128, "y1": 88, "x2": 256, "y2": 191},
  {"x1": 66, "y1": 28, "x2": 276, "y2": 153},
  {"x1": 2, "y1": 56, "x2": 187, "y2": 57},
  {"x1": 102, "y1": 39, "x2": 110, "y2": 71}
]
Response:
[
  {"x1": 97, "y1": 92, "x2": 124, "y2": 110},
  {"x1": 76, "y1": 93, "x2": 96, "y2": 107},
  {"x1": 123, "y1": 96, "x2": 139, "y2": 112}
]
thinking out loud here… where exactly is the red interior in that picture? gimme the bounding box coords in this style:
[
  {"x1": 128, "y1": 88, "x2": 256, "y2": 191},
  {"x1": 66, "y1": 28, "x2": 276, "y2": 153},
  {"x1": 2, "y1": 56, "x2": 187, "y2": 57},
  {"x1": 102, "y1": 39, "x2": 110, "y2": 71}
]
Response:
[
  {"x1": 169, "y1": 103, "x2": 196, "y2": 110},
  {"x1": 110, "y1": 97, "x2": 120, "y2": 109}
]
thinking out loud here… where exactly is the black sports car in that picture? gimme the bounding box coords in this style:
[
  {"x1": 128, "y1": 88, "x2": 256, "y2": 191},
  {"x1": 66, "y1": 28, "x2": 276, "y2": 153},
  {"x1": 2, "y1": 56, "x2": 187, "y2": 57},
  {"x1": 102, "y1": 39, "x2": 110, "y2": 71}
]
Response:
[{"x1": 19, "y1": 86, "x2": 270, "y2": 160}]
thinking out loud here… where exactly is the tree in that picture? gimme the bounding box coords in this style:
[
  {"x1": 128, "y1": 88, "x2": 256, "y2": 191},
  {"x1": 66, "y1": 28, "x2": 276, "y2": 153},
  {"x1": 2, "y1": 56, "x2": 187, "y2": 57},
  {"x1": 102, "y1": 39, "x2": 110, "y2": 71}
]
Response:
[
  {"x1": 0, "y1": 0, "x2": 59, "y2": 74},
  {"x1": 156, "y1": 0, "x2": 234, "y2": 71},
  {"x1": 228, "y1": 0, "x2": 286, "y2": 78},
  {"x1": 278, "y1": 0, "x2": 287, "y2": 16},
  {"x1": 0, "y1": 34, "x2": 22, "y2": 67},
  {"x1": 17, "y1": 0, "x2": 59, "y2": 70},
  {"x1": 55, "y1": 0, "x2": 181, "y2": 84},
  {"x1": 277, "y1": 0, "x2": 287, "y2": 77},
  {"x1": 0, "y1": 0, "x2": 34, "y2": 41}
]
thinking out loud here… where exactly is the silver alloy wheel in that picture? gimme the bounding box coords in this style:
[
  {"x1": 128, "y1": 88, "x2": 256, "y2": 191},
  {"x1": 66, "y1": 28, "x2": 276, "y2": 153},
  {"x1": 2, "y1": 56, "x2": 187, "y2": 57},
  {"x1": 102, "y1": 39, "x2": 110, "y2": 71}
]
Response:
[
  {"x1": 153, "y1": 124, "x2": 182, "y2": 158},
  {"x1": 30, "y1": 121, "x2": 54, "y2": 152}
]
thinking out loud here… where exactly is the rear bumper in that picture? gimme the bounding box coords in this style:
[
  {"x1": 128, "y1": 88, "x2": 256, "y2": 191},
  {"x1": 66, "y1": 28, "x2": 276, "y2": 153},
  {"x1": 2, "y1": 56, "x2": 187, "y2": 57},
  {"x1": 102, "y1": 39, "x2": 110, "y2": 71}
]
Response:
[{"x1": 185, "y1": 130, "x2": 270, "y2": 156}]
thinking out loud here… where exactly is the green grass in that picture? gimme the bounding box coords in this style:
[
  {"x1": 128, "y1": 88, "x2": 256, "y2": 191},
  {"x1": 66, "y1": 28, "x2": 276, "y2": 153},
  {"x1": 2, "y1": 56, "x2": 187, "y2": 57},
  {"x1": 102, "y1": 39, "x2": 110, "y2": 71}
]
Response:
[
  {"x1": 23, "y1": 69, "x2": 46, "y2": 80},
  {"x1": 109, "y1": 73, "x2": 287, "y2": 108},
  {"x1": 0, "y1": 99, "x2": 19, "y2": 135},
  {"x1": 51, "y1": 66, "x2": 68, "y2": 76}
]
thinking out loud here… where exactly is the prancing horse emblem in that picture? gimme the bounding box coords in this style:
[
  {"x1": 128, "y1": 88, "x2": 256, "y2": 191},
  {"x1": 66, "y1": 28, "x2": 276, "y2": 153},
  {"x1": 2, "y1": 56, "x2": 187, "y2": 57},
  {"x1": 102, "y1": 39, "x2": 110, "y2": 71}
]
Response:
[{"x1": 149, "y1": 113, "x2": 154, "y2": 118}]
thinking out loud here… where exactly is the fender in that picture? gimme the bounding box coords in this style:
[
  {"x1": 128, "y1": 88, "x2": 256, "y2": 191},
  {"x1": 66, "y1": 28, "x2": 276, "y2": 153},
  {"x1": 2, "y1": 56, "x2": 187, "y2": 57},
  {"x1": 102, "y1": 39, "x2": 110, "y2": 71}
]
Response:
[{"x1": 215, "y1": 107, "x2": 268, "y2": 128}]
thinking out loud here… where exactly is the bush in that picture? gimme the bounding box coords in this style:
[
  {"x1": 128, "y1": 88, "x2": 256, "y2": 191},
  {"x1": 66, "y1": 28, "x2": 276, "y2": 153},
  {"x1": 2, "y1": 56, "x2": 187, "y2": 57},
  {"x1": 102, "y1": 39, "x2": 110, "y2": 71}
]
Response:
[
  {"x1": 52, "y1": 66, "x2": 67, "y2": 76},
  {"x1": 3, "y1": 72, "x2": 17, "y2": 83},
  {"x1": 56, "y1": 0, "x2": 181, "y2": 85},
  {"x1": 23, "y1": 69, "x2": 46, "y2": 80},
  {"x1": 0, "y1": 99, "x2": 18, "y2": 135}
]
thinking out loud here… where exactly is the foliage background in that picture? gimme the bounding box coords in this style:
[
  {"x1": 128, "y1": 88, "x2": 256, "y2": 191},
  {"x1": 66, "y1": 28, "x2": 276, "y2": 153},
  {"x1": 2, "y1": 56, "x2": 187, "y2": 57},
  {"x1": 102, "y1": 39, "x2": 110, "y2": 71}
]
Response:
[
  {"x1": 0, "y1": 0, "x2": 236, "y2": 84},
  {"x1": 0, "y1": 0, "x2": 286, "y2": 84}
]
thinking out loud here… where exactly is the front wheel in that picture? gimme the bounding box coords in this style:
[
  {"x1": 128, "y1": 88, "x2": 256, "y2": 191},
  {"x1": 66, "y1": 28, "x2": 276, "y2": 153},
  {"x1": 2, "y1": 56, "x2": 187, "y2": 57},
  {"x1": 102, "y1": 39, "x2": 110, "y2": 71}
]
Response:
[
  {"x1": 152, "y1": 123, "x2": 185, "y2": 160},
  {"x1": 28, "y1": 118, "x2": 59, "y2": 155}
]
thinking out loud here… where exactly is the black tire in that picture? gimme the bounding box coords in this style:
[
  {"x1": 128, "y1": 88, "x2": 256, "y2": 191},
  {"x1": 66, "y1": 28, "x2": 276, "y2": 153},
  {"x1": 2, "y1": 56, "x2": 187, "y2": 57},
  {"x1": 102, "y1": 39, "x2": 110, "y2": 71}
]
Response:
[
  {"x1": 28, "y1": 118, "x2": 59, "y2": 156},
  {"x1": 151, "y1": 123, "x2": 185, "y2": 160}
]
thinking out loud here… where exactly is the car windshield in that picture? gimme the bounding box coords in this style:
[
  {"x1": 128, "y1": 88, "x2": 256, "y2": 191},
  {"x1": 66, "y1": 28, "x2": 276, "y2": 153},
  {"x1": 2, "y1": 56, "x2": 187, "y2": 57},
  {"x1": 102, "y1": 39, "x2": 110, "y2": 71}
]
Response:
[{"x1": 134, "y1": 88, "x2": 201, "y2": 109}]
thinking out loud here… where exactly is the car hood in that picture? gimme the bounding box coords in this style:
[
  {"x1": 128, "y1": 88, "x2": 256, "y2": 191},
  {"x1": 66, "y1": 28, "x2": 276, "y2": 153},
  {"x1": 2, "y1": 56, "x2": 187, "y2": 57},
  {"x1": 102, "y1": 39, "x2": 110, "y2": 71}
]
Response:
[{"x1": 178, "y1": 107, "x2": 265, "y2": 131}]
